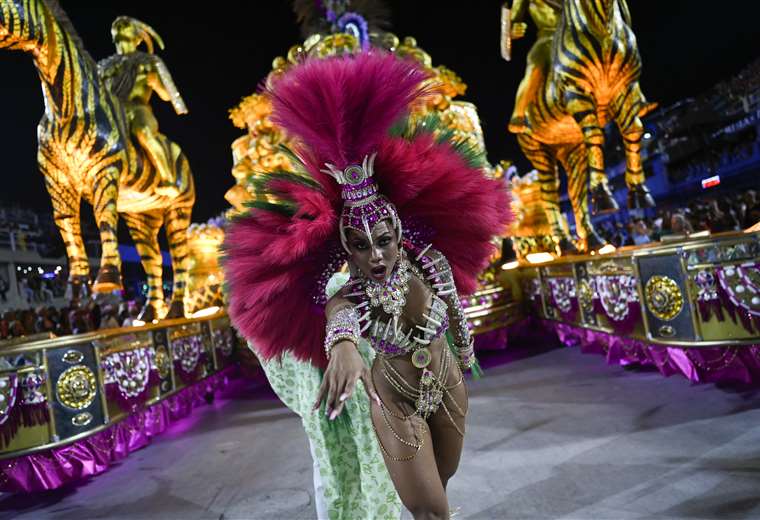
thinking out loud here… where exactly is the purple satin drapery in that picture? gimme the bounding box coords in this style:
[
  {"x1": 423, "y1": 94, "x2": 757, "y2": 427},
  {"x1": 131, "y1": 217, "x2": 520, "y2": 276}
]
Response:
[
  {"x1": 0, "y1": 367, "x2": 235, "y2": 493},
  {"x1": 551, "y1": 321, "x2": 760, "y2": 386}
]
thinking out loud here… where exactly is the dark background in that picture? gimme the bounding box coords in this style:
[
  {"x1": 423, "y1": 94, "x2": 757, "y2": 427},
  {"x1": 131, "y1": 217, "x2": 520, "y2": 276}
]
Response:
[{"x1": 2, "y1": 1, "x2": 760, "y2": 224}]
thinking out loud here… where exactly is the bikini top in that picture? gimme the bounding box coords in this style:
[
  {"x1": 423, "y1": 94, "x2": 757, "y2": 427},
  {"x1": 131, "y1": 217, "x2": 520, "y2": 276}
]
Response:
[
  {"x1": 364, "y1": 294, "x2": 449, "y2": 357},
  {"x1": 341, "y1": 245, "x2": 455, "y2": 358}
]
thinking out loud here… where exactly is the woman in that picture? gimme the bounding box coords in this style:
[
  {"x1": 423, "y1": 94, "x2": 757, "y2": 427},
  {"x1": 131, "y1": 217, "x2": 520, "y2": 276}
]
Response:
[
  {"x1": 225, "y1": 52, "x2": 510, "y2": 518},
  {"x1": 319, "y1": 222, "x2": 472, "y2": 517}
]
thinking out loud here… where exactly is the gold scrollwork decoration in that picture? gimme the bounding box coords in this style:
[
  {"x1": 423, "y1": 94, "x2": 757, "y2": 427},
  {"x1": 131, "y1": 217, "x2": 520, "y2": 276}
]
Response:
[
  {"x1": 56, "y1": 365, "x2": 97, "y2": 410},
  {"x1": 578, "y1": 279, "x2": 594, "y2": 315},
  {"x1": 62, "y1": 350, "x2": 84, "y2": 364},
  {"x1": 155, "y1": 346, "x2": 171, "y2": 379},
  {"x1": 645, "y1": 276, "x2": 684, "y2": 322},
  {"x1": 658, "y1": 325, "x2": 676, "y2": 337}
]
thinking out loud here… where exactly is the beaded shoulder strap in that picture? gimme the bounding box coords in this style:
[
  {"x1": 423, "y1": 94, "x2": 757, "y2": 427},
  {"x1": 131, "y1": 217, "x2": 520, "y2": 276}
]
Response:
[{"x1": 406, "y1": 242, "x2": 476, "y2": 370}]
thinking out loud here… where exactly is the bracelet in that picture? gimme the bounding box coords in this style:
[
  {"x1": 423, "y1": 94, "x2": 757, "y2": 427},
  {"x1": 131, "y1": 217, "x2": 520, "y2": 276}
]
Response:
[
  {"x1": 457, "y1": 339, "x2": 476, "y2": 370},
  {"x1": 324, "y1": 306, "x2": 360, "y2": 359}
]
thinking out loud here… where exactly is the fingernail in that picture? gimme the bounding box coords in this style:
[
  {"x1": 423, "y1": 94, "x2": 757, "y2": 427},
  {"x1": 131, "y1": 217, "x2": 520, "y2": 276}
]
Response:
[
  {"x1": 329, "y1": 410, "x2": 338, "y2": 420},
  {"x1": 339, "y1": 393, "x2": 348, "y2": 402},
  {"x1": 325, "y1": 407, "x2": 331, "y2": 417}
]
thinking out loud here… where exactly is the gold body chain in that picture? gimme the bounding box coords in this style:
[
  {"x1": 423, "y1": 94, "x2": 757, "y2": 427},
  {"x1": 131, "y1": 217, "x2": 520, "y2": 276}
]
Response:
[{"x1": 371, "y1": 346, "x2": 467, "y2": 462}]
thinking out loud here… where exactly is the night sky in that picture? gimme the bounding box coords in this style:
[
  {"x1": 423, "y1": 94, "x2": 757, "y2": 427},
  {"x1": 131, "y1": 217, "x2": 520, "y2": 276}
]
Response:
[{"x1": 2, "y1": 1, "x2": 760, "y2": 224}]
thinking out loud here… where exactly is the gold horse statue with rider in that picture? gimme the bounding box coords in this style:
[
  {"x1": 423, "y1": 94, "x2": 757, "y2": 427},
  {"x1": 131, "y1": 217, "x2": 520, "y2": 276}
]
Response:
[{"x1": 0, "y1": 1, "x2": 195, "y2": 321}]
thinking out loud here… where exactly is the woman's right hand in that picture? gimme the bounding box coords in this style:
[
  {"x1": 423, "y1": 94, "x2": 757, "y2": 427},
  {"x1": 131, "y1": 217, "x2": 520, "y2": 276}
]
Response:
[{"x1": 313, "y1": 340, "x2": 381, "y2": 420}]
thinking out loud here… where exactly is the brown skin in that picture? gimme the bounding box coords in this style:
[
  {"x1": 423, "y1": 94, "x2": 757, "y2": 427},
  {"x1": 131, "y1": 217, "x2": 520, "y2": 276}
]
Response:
[
  {"x1": 313, "y1": 221, "x2": 399, "y2": 418},
  {"x1": 315, "y1": 220, "x2": 467, "y2": 520}
]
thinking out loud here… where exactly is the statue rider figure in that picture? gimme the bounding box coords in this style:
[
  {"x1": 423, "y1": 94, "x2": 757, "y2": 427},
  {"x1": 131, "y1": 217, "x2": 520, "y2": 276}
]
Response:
[
  {"x1": 507, "y1": 0, "x2": 562, "y2": 133},
  {"x1": 98, "y1": 16, "x2": 188, "y2": 197}
]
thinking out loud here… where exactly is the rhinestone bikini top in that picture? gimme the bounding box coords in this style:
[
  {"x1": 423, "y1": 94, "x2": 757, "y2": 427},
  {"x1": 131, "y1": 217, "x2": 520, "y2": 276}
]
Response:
[
  {"x1": 364, "y1": 295, "x2": 449, "y2": 357},
  {"x1": 341, "y1": 244, "x2": 456, "y2": 359}
]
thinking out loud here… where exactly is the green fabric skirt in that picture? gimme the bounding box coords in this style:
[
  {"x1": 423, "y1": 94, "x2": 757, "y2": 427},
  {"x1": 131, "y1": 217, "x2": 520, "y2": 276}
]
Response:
[{"x1": 259, "y1": 342, "x2": 401, "y2": 520}]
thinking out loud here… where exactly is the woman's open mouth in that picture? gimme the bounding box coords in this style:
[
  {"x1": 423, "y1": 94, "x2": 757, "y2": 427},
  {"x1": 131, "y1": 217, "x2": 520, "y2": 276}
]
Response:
[{"x1": 370, "y1": 265, "x2": 386, "y2": 280}]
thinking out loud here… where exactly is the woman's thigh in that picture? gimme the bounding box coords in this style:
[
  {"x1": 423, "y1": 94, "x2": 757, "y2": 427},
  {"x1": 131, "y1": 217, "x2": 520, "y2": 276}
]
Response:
[
  {"x1": 371, "y1": 361, "x2": 452, "y2": 514},
  {"x1": 428, "y1": 369, "x2": 468, "y2": 487},
  {"x1": 370, "y1": 393, "x2": 449, "y2": 518}
]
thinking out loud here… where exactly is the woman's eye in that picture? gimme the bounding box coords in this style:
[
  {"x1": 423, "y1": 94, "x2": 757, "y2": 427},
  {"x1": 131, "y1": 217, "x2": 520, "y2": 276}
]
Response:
[
  {"x1": 353, "y1": 242, "x2": 368, "y2": 250},
  {"x1": 378, "y1": 237, "x2": 391, "y2": 246}
]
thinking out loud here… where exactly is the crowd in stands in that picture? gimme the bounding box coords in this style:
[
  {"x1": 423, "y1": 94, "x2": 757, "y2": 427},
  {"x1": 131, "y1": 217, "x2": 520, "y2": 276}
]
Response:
[
  {"x1": 636, "y1": 57, "x2": 760, "y2": 186},
  {"x1": 597, "y1": 189, "x2": 760, "y2": 248},
  {"x1": 0, "y1": 202, "x2": 160, "y2": 342},
  {"x1": 0, "y1": 299, "x2": 144, "y2": 341},
  {"x1": 11, "y1": 272, "x2": 67, "y2": 303},
  {"x1": 666, "y1": 129, "x2": 757, "y2": 183},
  {"x1": 722, "y1": 58, "x2": 760, "y2": 109}
]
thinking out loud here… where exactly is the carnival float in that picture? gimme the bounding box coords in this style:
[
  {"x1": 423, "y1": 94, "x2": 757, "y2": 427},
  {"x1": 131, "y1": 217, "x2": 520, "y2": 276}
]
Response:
[
  {"x1": 0, "y1": 0, "x2": 518, "y2": 492},
  {"x1": 0, "y1": 0, "x2": 758, "y2": 497}
]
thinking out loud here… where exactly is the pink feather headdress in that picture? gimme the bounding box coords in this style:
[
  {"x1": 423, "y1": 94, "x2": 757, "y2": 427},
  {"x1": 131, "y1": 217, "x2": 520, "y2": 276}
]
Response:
[
  {"x1": 268, "y1": 52, "x2": 428, "y2": 252},
  {"x1": 224, "y1": 52, "x2": 512, "y2": 368}
]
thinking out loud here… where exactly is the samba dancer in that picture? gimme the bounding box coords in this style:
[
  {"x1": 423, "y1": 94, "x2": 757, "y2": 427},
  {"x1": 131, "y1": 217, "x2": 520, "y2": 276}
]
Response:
[{"x1": 225, "y1": 52, "x2": 511, "y2": 518}]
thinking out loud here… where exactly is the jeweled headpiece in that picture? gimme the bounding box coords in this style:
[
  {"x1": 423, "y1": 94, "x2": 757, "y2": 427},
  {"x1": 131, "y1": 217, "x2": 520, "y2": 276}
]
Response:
[
  {"x1": 267, "y1": 51, "x2": 424, "y2": 254},
  {"x1": 321, "y1": 153, "x2": 402, "y2": 251}
]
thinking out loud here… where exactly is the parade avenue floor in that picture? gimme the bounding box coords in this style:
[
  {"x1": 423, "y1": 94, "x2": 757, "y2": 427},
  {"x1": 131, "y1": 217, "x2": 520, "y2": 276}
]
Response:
[{"x1": 3, "y1": 343, "x2": 760, "y2": 519}]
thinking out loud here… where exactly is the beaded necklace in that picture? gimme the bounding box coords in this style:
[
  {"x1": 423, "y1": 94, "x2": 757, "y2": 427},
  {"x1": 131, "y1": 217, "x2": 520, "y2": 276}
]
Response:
[{"x1": 364, "y1": 254, "x2": 411, "y2": 322}]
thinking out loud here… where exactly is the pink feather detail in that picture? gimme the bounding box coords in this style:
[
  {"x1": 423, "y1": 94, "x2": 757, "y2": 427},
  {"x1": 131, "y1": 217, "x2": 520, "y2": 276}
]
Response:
[
  {"x1": 225, "y1": 200, "x2": 339, "y2": 369},
  {"x1": 375, "y1": 133, "x2": 513, "y2": 295},
  {"x1": 268, "y1": 51, "x2": 429, "y2": 169}
]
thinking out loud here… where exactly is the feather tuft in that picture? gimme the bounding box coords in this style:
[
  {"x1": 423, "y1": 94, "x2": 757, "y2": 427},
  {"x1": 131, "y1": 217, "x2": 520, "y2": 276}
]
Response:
[{"x1": 268, "y1": 51, "x2": 430, "y2": 170}]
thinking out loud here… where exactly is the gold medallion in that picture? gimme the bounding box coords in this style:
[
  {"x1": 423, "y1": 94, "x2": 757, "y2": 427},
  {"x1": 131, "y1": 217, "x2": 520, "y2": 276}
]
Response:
[
  {"x1": 56, "y1": 365, "x2": 97, "y2": 410},
  {"x1": 645, "y1": 275, "x2": 684, "y2": 322},
  {"x1": 154, "y1": 346, "x2": 171, "y2": 379},
  {"x1": 578, "y1": 279, "x2": 594, "y2": 314},
  {"x1": 411, "y1": 348, "x2": 432, "y2": 369}
]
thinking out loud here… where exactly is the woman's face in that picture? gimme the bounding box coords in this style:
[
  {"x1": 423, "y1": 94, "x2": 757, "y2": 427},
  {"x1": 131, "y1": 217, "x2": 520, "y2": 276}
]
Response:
[{"x1": 346, "y1": 220, "x2": 399, "y2": 282}]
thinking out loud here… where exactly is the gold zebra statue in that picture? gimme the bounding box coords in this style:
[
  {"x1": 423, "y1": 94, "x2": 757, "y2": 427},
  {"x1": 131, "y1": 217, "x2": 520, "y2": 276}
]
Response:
[
  {"x1": 504, "y1": 0, "x2": 656, "y2": 253},
  {"x1": 0, "y1": 0, "x2": 195, "y2": 321}
]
